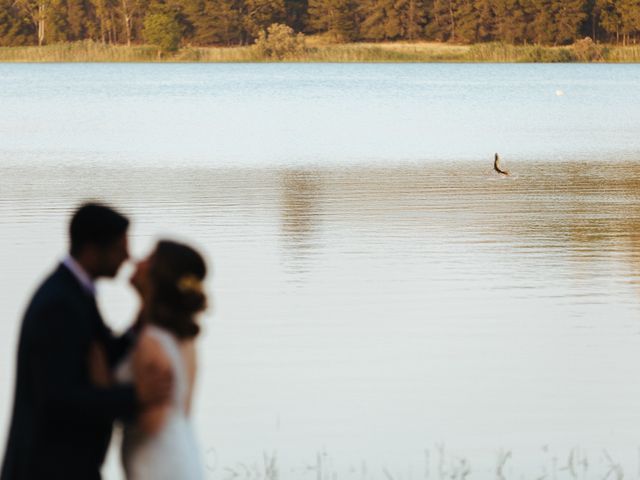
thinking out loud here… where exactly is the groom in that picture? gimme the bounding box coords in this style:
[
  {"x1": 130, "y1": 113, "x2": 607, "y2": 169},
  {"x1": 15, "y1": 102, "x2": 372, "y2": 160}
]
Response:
[{"x1": 1, "y1": 203, "x2": 170, "y2": 480}]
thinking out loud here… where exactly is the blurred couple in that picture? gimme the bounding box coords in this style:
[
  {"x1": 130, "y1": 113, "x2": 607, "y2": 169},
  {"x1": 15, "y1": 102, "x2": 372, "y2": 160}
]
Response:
[{"x1": 1, "y1": 203, "x2": 208, "y2": 480}]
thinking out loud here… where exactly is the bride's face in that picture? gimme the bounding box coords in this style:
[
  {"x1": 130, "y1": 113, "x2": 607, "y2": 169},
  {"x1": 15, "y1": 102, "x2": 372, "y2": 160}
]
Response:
[{"x1": 130, "y1": 255, "x2": 152, "y2": 301}]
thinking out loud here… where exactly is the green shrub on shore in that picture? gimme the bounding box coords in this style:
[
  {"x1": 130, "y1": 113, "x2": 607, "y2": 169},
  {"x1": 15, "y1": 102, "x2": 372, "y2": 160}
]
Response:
[
  {"x1": 572, "y1": 37, "x2": 608, "y2": 62},
  {"x1": 143, "y1": 13, "x2": 182, "y2": 54},
  {"x1": 254, "y1": 24, "x2": 306, "y2": 60}
]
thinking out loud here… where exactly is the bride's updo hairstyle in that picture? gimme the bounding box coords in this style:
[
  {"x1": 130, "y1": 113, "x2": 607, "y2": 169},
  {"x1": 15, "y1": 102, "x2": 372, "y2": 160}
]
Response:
[{"x1": 147, "y1": 240, "x2": 207, "y2": 339}]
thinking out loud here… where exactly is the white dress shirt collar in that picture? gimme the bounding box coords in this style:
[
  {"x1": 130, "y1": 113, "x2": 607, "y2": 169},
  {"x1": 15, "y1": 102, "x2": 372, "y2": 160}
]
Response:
[{"x1": 62, "y1": 255, "x2": 96, "y2": 295}]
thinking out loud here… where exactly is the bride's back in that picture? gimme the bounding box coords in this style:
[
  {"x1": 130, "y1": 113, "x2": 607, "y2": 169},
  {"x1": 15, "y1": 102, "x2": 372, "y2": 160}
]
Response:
[
  {"x1": 116, "y1": 325, "x2": 203, "y2": 480},
  {"x1": 141, "y1": 326, "x2": 192, "y2": 415}
]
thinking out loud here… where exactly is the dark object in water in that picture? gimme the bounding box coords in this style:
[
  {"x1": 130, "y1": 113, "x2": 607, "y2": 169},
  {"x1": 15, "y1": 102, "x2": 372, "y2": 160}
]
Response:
[{"x1": 494, "y1": 153, "x2": 509, "y2": 176}]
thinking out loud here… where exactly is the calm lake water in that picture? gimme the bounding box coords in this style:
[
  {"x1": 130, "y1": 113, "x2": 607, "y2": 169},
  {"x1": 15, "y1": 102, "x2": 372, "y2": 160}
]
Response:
[{"x1": 1, "y1": 64, "x2": 640, "y2": 479}]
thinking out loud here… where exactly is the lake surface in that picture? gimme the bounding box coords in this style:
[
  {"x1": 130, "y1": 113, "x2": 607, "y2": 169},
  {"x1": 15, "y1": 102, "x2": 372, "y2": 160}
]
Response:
[{"x1": 1, "y1": 64, "x2": 640, "y2": 479}]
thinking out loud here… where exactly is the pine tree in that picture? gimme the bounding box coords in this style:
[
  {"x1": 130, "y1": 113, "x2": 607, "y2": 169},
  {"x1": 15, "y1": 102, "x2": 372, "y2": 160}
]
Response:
[
  {"x1": 15, "y1": 0, "x2": 52, "y2": 45},
  {"x1": 454, "y1": 0, "x2": 481, "y2": 43},
  {"x1": 67, "y1": 0, "x2": 88, "y2": 39},
  {"x1": 475, "y1": 0, "x2": 496, "y2": 41},
  {"x1": 47, "y1": 0, "x2": 71, "y2": 41},
  {"x1": 360, "y1": 0, "x2": 424, "y2": 41},
  {"x1": 583, "y1": 0, "x2": 599, "y2": 40},
  {"x1": 88, "y1": 0, "x2": 113, "y2": 42},
  {"x1": 492, "y1": 0, "x2": 529, "y2": 43},
  {"x1": 359, "y1": 0, "x2": 401, "y2": 40},
  {"x1": 617, "y1": 0, "x2": 640, "y2": 44},
  {"x1": 597, "y1": 0, "x2": 621, "y2": 42},
  {"x1": 188, "y1": 0, "x2": 243, "y2": 44},
  {"x1": 529, "y1": 0, "x2": 555, "y2": 44},
  {"x1": 554, "y1": 0, "x2": 588, "y2": 44},
  {"x1": 242, "y1": 0, "x2": 286, "y2": 41},
  {"x1": 118, "y1": 0, "x2": 148, "y2": 44},
  {"x1": 0, "y1": 0, "x2": 633, "y2": 47},
  {"x1": 285, "y1": 0, "x2": 307, "y2": 31},
  {"x1": 308, "y1": 0, "x2": 357, "y2": 41},
  {"x1": 425, "y1": 0, "x2": 454, "y2": 41},
  {"x1": 0, "y1": 0, "x2": 36, "y2": 45}
]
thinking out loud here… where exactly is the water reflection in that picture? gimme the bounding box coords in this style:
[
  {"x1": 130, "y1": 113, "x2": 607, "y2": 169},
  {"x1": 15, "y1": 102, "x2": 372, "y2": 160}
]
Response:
[
  {"x1": 1, "y1": 160, "x2": 640, "y2": 479},
  {"x1": 278, "y1": 169, "x2": 322, "y2": 276}
]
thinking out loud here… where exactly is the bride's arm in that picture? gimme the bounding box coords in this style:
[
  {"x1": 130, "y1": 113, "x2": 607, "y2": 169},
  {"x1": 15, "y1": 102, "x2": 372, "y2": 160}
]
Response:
[{"x1": 133, "y1": 333, "x2": 172, "y2": 434}]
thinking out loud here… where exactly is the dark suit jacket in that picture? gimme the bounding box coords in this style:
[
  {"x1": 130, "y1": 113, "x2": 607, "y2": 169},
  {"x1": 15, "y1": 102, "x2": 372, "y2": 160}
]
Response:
[{"x1": 1, "y1": 263, "x2": 139, "y2": 480}]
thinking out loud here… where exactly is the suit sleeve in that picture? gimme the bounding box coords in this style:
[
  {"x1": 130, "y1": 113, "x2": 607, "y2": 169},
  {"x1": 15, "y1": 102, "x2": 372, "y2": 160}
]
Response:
[{"x1": 30, "y1": 299, "x2": 139, "y2": 422}]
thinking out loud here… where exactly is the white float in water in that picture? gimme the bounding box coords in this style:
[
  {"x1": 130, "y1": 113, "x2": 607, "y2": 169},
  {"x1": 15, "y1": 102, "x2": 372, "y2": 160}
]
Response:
[{"x1": 556, "y1": 89, "x2": 565, "y2": 96}]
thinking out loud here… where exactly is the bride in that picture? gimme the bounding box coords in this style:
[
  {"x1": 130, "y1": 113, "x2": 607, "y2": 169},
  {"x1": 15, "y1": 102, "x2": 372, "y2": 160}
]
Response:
[{"x1": 91, "y1": 240, "x2": 208, "y2": 480}]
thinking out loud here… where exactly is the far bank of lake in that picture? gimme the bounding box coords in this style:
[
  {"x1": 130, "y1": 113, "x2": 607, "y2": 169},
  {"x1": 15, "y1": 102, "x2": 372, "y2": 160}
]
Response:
[{"x1": 1, "y1": 40, "x2": 640, "y2": 63}]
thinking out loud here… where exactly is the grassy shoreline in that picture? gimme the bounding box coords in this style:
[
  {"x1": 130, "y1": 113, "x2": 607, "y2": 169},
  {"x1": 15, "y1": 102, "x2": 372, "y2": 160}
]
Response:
[{"x1": 1, "y1": 40, "x2": 640, "y2": 63}]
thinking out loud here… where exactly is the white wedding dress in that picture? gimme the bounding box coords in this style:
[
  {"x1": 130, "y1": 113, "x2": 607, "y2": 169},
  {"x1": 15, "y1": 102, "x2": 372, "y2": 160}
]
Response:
[{"x1": 115, "y1": 325, "x2": 204, "y2": 480}]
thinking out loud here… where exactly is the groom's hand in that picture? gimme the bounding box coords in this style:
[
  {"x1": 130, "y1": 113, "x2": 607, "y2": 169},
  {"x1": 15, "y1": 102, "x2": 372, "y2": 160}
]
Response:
[
  {"x1": 136, "y1": 363, "x2": 173, "y2": 407},
  {"x1": 88, "y1": 341, "x2": 112, "y2": 387}
]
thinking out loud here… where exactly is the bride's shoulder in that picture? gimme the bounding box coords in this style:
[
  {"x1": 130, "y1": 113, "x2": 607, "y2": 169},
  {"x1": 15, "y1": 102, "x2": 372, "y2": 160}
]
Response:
[{"x1": 133, "y1": 327, "x2": 173, "y2": 374}]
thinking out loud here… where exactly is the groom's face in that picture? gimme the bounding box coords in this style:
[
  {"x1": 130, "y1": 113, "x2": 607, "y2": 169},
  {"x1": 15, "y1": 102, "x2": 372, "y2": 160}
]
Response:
[{"x1": 96, "y1": 233, "x2": 129, "y2": 278}]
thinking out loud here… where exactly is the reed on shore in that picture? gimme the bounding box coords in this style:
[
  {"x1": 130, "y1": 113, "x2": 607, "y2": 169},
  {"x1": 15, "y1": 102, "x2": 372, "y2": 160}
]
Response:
[{"x1": 1, "y1": 39, "x2": 640, "y2": 63}]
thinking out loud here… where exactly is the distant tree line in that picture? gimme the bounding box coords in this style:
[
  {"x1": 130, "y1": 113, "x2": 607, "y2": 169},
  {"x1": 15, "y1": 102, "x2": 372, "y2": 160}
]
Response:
[{"x1": 1, "y1": 0, "x2": 640, "y2": 47}]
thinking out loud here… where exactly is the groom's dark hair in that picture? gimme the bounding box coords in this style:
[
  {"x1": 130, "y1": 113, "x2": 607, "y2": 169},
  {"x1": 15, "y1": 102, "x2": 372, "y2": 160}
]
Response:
[{"x1": 70, "y1": 203, "x2": 129, "y2": 256}]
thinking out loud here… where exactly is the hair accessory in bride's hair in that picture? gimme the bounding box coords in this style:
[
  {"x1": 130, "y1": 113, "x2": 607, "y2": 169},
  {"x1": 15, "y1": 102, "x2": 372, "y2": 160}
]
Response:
[{"x1": 177, "y1": 274, "x2": 203, "y2": 294}]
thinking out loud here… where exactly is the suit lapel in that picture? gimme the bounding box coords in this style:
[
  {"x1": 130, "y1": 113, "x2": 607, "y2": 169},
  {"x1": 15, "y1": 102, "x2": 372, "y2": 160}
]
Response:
[{"x1": 58, "y1": 263, "x2": 105, "y2": 339}]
